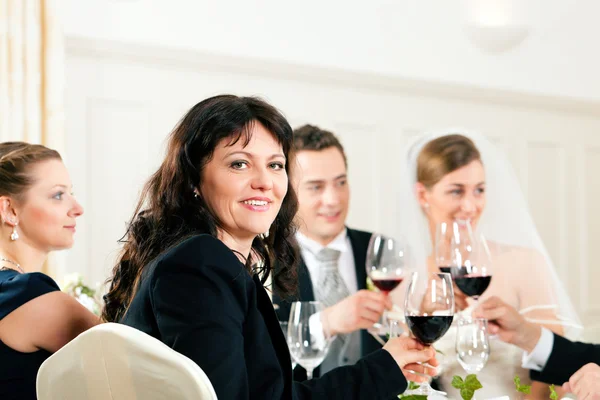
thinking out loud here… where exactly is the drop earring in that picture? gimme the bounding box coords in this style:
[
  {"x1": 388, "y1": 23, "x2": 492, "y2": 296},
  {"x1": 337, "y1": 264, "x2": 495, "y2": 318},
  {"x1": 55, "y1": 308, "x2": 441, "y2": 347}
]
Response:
[{"x1": 10, "y1": 224, "x2": 19, "y2": 241}]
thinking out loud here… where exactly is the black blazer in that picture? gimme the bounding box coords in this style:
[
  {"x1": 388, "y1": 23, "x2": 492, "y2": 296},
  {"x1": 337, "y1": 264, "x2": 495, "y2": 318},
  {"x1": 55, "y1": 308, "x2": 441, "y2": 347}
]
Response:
[
  {"x1": 530, "y1": 333, "x2": 600, "y2": 385},
  {"x1": 120, "y1": 234, "x2": 407, "y2": 399},
  {"x1": 272, "y1": 228, "x2": 382, "y2": 380}
]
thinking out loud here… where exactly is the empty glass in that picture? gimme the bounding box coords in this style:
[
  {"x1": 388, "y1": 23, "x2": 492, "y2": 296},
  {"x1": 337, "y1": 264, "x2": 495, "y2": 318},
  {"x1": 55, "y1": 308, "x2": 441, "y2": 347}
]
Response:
[
  {"x1": 279, "y1": 321, "x2": 297, "y2": 369},
  {"x1": 456, "y1": 318, "x2": 490, "y2": 374},
  {"x1": 287, "y1": 301, "x2": 331, "y2": 379}
]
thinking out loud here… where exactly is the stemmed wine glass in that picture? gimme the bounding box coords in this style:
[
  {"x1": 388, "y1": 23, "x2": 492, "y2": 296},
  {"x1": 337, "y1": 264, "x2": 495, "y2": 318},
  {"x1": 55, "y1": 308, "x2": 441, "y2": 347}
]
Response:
[
  {"x1": 436, "y1": 220, "x2": 493, "y2": 306},
  {"x1": 279, "y1": 321, "x2": 297, "y2": 370},
  {"x1": 365, "y1": 234, "x2": 410, "y2": 337},
  {"x1": 435, "y1": 220, "x2": 455, "y2": 273},
  {"x1": 456, "y1": 317, "x2": 490, "y2": 374},
  {"x1": 403, "y1": 271, "x2": 455, "y2": 396},
  {"x1": 287, "y1": 301, "x2": 331, "y2": 379}
]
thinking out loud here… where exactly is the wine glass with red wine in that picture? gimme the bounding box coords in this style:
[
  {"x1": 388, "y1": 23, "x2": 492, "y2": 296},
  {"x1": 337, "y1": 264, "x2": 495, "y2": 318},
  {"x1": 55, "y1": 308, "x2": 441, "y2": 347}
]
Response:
[
  {"x1": 403, "y1": 271, "x2": 455, "y2": 396},
  {"x1": 437, "y1": 220, "x2": 492, "y2": 305},
  {"x1": 365, "y1": 234, "x2": 409, "y2": 337}
]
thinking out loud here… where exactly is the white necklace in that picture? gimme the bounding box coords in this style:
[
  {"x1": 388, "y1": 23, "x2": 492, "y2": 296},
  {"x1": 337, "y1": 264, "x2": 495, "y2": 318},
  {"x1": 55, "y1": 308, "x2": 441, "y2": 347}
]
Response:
[{"x1": 0, "y1": 257, "x2": 25, "y2": 273}]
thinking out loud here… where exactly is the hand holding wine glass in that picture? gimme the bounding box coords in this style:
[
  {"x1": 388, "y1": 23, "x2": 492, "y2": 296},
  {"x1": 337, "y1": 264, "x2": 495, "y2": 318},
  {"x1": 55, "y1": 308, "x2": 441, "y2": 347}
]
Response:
[
  {"x1": 320, "y1": 290, "x2": 391, "y2": 336},
  {"x1": 403, "y1": 271, "x2": 455, "y2": 396},
  {"x1": 365, "y1": 233, "x2": 410, "y2": 336},
  {"x1": 382, "y1": 335, "x2": 439, "y2": 383},
  {"x1": 473, "y1": 296, "x2": 542, "y2": 353}
]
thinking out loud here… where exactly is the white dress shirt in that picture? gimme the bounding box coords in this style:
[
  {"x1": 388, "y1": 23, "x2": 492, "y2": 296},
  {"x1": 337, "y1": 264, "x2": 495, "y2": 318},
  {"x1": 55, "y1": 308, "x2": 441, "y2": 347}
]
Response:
[
  {"x1": 295, "y1": 229, "x2": 359, "y2": 295},
  {"x1": 296, "y1": 229, "x2": 363, "y2": 372},
  {"x1": 521, "y1": 327, "x2": 555, "y2": 371}
]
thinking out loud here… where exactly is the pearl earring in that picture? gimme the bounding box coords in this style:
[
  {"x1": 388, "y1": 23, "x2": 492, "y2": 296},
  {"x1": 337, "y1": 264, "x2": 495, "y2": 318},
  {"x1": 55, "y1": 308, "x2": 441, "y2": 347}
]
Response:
[{"x1": 10, "y1": 225, "x2": 19, "y2": 241}]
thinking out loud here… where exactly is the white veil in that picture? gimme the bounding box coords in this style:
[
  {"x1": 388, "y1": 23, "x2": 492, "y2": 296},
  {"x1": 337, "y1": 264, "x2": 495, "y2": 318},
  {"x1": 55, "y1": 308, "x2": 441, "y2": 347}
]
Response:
[{"x1": 397, "y1": 129, "x2": 583, "y2": 339}]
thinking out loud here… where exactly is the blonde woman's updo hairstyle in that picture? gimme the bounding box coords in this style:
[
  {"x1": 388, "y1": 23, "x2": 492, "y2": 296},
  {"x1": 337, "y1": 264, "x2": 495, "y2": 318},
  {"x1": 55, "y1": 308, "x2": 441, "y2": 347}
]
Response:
[
  {"x1": 416, "y1": 134, "x2": 481, "y2": 189},
  {"x1": 0, "y1": 142, "x2": 62, "y2": 200}
]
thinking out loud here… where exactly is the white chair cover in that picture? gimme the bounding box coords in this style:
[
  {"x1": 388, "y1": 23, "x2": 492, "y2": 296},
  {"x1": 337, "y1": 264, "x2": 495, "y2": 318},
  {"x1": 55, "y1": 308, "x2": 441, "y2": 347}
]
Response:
[{"x1": 36, "y1": 322, "x2": 218, "y2": 400}]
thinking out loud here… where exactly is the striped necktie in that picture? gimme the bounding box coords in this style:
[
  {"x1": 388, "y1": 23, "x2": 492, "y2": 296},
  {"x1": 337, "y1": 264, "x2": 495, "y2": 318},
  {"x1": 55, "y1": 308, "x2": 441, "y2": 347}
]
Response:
[{"x1": 313, "y1": 247, "x2": 356, "y2": 370}]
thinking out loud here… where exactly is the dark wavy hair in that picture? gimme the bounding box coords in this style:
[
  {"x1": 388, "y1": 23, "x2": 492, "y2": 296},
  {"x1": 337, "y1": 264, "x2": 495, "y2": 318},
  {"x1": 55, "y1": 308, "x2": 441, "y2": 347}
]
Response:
[{"x1": 101, "y1": 95, "x2": 299, "y2": 322}]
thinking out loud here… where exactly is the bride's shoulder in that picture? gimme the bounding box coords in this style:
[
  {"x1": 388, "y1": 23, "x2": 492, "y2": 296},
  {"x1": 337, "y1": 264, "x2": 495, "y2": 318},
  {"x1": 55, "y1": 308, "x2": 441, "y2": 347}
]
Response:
[{"x1": 486, "y1": 240, "x2": 544, "y2": 259}]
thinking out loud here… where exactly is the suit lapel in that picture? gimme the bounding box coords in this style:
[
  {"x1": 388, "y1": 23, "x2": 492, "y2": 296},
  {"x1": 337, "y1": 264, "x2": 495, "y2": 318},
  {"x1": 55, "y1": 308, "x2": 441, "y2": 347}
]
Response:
[
  {"x1": 347, "y1": 228, "x2": 369, "y2": 290},
  {"x1": 297, "y1": 257, "x2": 316, "y2": 301},
  {"x1": 346, "y1": 228, "x2": 383, "y2": 356},
  {"x1": 253, "y1": 275, "x2": 293, "y2": 391}
]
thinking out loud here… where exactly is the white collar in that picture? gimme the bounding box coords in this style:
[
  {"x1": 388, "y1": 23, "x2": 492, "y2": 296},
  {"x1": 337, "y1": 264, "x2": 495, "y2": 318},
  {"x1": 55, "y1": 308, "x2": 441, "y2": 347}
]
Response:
[{"x1": 295, "y1": 229, "x2": 349, "y2": 256}]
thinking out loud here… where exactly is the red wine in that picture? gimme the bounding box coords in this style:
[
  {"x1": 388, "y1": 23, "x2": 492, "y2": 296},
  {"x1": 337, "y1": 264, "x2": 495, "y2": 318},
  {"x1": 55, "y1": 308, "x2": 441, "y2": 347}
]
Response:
[
  {"x1": 406, "y1": 315, "x2": 454, "y2": 345},
  {"x1": 438, "y1": 266, "x2": 491, "y2": 298},
  {"x1": 455, "y1": 276, "x2": 491, "y2": 297},
  {"x1": 372, "y1": 278, "x2": 403, "y2": 293}
]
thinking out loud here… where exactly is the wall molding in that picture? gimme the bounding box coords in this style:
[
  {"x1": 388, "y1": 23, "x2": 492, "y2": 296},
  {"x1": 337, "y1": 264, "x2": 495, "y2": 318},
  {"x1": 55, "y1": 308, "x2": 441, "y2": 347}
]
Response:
[{"x1": 66, "y1": 36, "x2": 600, "y2": 118}]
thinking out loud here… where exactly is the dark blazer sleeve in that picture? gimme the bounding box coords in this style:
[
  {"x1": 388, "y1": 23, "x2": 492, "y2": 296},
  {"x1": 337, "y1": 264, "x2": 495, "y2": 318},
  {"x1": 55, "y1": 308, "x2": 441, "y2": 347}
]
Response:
[
  {"x1": 530, "y1": 333, "x2": 600, "y2": 384},
  {"x1": 149, "y1": 236, "x2": 252, "y2": 399},
  {"x1": 293, "y1": 349, "x2": 407, "y2": 399},
  {"x1": 150, "y1": 235, "x2": 407, "y2": 399},
  {"x1": 272, "y1": 287, "x2": 294, "y2": 324}
]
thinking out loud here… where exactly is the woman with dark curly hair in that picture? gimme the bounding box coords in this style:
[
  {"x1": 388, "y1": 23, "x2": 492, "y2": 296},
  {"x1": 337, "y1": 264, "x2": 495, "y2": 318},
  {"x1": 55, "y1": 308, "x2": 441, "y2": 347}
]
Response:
[{"x1": 101, "y1": 94, "x2": 437, "y2": 399}]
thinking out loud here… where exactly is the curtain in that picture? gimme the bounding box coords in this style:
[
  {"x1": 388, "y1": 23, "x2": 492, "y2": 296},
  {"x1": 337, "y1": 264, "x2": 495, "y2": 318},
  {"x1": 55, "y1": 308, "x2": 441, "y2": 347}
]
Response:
[{"x1": 0, "y1": 0, "x2": 66, "y2": 277}]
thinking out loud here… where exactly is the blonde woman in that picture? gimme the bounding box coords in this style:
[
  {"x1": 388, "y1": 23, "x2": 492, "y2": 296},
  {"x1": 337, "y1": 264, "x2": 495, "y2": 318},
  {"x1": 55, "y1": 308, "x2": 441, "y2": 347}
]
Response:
[
  {"x1": 0, "y1": 142, "x2": 99, "y2": 400},
  {"x1": 394, "y1": 131, "x2": 581, "y2": 399}
]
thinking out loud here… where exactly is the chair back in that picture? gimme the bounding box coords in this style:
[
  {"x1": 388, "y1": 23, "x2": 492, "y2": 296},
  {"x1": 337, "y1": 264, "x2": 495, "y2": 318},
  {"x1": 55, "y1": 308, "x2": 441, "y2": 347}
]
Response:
[{"x1": 36, "y1": 322, "x2": 218, "y2": 400}]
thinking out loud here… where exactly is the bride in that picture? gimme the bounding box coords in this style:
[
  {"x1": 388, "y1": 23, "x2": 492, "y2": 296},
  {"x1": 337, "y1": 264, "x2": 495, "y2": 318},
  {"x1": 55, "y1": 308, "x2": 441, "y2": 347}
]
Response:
[{"x1": 392, "y1": 130, "x2": 582, "y2": 399}]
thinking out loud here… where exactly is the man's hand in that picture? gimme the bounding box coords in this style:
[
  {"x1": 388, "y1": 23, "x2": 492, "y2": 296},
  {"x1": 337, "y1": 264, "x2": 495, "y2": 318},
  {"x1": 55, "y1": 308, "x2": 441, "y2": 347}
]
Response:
[
  {"x1": 473, "y1": 296, "x2": 541, "y2": 352},
  {"x1": 563, "y1": 363, "x2": 600, "y2": 400},
  {"x1": 321, "y1": 290, "x2": 392, "y2": 336}
]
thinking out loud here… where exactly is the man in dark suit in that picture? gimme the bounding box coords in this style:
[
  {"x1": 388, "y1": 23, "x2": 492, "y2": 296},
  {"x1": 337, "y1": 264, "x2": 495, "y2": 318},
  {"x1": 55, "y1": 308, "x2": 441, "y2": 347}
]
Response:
[
  {"x1": 273, "y1": 124, "x2": 391, "y2": 379},
  {"x1": 474, "y1": 296, "x2": 600, "y2": 398}
]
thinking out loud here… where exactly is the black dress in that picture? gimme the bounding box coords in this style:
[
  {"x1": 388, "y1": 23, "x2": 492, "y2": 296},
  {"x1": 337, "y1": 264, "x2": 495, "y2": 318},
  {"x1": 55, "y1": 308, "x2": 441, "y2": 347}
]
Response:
[
  {"x1": 121, "y1": 234, "x2": 408, "y2": 399},
  {"x1": 0, "y1": 269, "x2": 60, "y2": 400}
]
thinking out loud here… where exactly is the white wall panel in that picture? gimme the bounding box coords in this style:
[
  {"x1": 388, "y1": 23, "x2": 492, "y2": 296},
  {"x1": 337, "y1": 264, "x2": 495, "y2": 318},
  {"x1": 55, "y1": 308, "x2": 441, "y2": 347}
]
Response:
[{"x1": 65, "y1": 38, "x2": 600, "y2": 340}]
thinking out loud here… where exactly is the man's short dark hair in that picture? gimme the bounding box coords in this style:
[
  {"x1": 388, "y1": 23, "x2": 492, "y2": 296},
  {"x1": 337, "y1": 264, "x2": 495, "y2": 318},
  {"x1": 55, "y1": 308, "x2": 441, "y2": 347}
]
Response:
[{"x1": 293, "y1": 124, "x2": 347, "y2": 166}]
